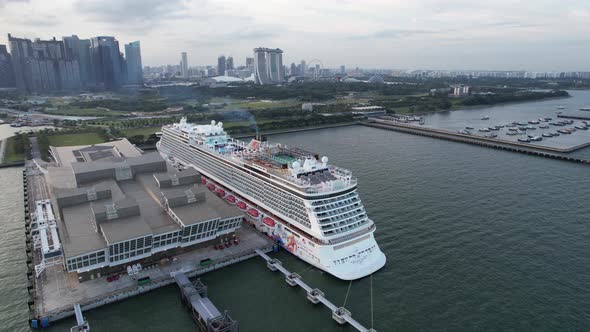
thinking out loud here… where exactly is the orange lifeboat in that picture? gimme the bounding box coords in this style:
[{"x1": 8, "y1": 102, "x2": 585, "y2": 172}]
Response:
[
  {"x1": 247, "y1": 208, "x2": 260, "y2": 218},
  {"x1": 201, "y1": 177, "x2": 207, "y2": 184},
  {"x1": 206, "y1": 183, "x2": 215, "y2": 191},
  {"x1": 225, "y1": 195, "x2": 236, "y2": 203},
  {"x1": 215, "y1": 189, "x2": 225, "y2": 197},
  {"x1": 236, "y1": 202, "x2": 247, "y2": 210},
  {"x1": 262, "y1": 217, "x2": 276, "y2": 227}
]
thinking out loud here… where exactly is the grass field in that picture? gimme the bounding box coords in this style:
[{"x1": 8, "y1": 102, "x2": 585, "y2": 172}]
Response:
[
  {"x1": 121, "y1": 127, "x2": 161, "y2": 138},
  {"x1": 47, "y1": 133, "x2": 107, "y2": 147},
  {"x1": 3, "y1": 136, "x2": 25, "y2": 162}
]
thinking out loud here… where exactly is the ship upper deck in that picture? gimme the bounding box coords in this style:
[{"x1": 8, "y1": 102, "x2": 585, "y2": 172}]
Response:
[{"x1": 164, "y1": 118, "x2": 357, "y2": 194}]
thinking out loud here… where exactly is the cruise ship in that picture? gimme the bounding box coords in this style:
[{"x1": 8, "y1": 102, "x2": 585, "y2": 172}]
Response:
[{"x1": 157, "y1": 118, "x2": 386, "y2": 280}]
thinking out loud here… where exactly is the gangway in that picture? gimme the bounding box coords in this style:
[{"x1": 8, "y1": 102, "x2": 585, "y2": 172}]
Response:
[
  {"x1": 256, "y1": 249, "x2": 376, "y2": 332},
  {"x1": 32, "y1": 199, "x2": 63, "y2": 278},
  {"x1": 173, "y1": 272, "x2": 238, "y2": 332},
  {"x1": 70, "y1": 303, "x2": 90, "y2": 332}
]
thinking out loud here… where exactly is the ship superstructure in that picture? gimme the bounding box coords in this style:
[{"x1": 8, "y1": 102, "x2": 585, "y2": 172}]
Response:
[{"x1": 157, "y1": 118, "x2": 386, "y2": 280}]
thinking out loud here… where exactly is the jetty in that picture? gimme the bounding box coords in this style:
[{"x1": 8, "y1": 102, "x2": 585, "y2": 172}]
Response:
[
  {"x1": 173, "y1": 272, "x2": 238, "y2": 332},
  {"x1": 256, "y1": 249, "x2": 376, "y2": 332},
  {"x1": 557, "y1": 114, "x2": 590, "y2": 121},
  {"x1": 362, "y1": 119, "x2": 590, "y2": 164}
]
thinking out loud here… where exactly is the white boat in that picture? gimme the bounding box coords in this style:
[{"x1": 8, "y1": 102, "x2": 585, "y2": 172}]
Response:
[
  {"x1": 157, "y1": 118, "x2": 386, "y2": 280},
  {"x1": 580, "y1": 107, "x2": 590, "y2": 111},
  {"x1": 481, "y1": 116, "x2": 490, "y2": 120}
]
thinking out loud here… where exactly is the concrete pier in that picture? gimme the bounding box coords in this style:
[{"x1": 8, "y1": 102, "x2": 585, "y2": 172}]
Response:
[
  {"x1": 257, "y1": 249, "x2": 375, "y2": 332},
  {"x1": 362, "y1": 120, "x2": 590, "y2": 164}
]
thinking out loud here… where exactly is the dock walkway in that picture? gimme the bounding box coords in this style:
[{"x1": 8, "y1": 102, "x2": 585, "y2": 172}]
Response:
[
  {"x1": 173, "y1": 272, "x2": 238, "y2": 332},
  {"x1": 256, "y1": 249, "x2": 376, "y2": 332}
]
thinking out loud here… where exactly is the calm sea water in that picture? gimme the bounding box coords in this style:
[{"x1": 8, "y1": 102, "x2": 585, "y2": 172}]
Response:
[{"x1": 3, "y1": 99, "x2": 590, "y2": 331}]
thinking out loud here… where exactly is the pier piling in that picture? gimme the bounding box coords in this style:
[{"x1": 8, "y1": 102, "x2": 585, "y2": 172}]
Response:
[{"x1": 255, "y1": 249, "x2": 375, "y2": 332}]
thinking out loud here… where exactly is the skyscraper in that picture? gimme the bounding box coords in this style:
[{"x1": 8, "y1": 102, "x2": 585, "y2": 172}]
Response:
[
  {"x1": 8, "y1": 34, "x2": 80, "y2": 93},
  {"x1": 290, "y1": 62, "x2": 297, "y2": 76},
  {"x1": 246, "y1": 57, "x2": 254, "y2": 74},
  {"x1": 300, "y1": 60, "x2": 307, "y2": 77},
  {"x1": 124, "y1": 41, "x2": 143, "y2": 85},
  {"x1": 90, "y1": 36, "x2": 123, "y2": 89},
  {"x1": 253, "y1": 47, "x2": 284, "y2": 85},
  {"x1": 226, "y1": 56, "x2": 234, "y2": 70},
  {"x1": 0, "y1": 45, "x2": 15, "y2": 87},
  {"x1": 340, "y1": 65, "x2": 346, "y2": 75},
  {"x1": 8, "y1": 34, "x2": 34, "y2": 92},
  {"x1": 180, "y1": 52, "x2": 188, "y2": 78},
  {"x1": 217, "y1": 55, "x2": 226, "y2": 76},
  {"x1": 63, "y1": 35, "x2": 92, "y2": 86}
]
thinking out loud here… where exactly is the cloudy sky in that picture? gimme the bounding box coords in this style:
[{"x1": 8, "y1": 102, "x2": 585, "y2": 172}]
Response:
[{"x1": 1, "y1": 0, "x2": 589, "y2": 71}]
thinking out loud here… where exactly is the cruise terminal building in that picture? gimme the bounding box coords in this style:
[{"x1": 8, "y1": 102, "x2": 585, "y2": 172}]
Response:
[{"x1": 46, "y1": 140, "x2": 243, "y2": 281}]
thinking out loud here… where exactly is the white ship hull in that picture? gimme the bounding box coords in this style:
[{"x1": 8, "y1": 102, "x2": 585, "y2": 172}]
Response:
[{"x1": 157, "y1": 125, "x2": 386, "y2": 280}]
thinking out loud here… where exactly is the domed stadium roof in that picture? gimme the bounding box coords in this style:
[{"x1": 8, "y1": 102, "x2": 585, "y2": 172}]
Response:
[{"x1": 367, "y1": 75, "x2": 385, "y2": 84}]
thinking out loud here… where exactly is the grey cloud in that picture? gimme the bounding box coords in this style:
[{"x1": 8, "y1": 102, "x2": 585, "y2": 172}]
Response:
[
  {"x1": 480, "y1": 21, "x2": 544, "y2": 29},
  {"x1": 232, "y1": 30, "x2": 275, "y2": 40},
  {"x1": 184, "y1": 28, "x2": 276, "y2": 48},
  {"x1": 6, "y1": 13, "x2": 58, "y2": 27},
  {"x1": 349, "y1": 28, "x2": 449, "y2": 40},
  {"x1": 0, "y1": 0, "x2": 28, "y2": 7},
  {"x1": 74, "y1": 0, "x2": 199, "y2": 32},
  {"x1": 374, "y1": 29, "x2": 438, "y2": 38}
]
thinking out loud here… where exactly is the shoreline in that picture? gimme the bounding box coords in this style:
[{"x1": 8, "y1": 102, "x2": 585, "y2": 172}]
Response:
[{"x1": 397, "y1": 94, "x2": 572, "y2": 117}]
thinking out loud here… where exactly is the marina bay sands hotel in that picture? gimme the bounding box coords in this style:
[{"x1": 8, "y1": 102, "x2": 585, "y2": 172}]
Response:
[{"x1": 253, "y1": 47, "x2": 284, "y2": 85}]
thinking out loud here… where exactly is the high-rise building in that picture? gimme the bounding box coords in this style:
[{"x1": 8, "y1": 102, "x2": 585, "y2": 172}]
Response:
[
  {"x1": 0, "y1": 45, "x2": 15, "y2": 87},
  {"x1": 90, "y1": 36, "x2": 123, "y2": 89},
  {"x1": 340, "y1": 65, "x2": 346, "y2": 75},
  {"x1": 226, "y1": 56, "x2": 234, "y2": 70},
  {"x1": 124, "y1": 41, "x2": 143, "y2": 85},
  {"x1": 246, "y1": 57, "x2": 254, "y2": 70},
  {"x1": 8, "y1": 34, "x2": 81, "y2": 93},
  {"x1": 217, "y1": 55, "x2": 226, "y2": 76},
  {"x1": 253, "y1": 47, "x2": 284, "y2": 85},
  {"x1": 300, "y1": 60, "x2": 306, "y2": 77},
  {"x1": 290, "y1": 62, "x2": 297, "y2": 76},
  {"x1": 180, "y1": 52, "x2": 188, "y2": 78},
  {"x1": 63, "y1": 35, "x2": 93, "y2": 86}
]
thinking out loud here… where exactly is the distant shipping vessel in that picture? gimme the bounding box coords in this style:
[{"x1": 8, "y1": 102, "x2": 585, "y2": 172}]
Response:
[{"x1": 157, "y1": 118, "x2": 386, "y2": 280}]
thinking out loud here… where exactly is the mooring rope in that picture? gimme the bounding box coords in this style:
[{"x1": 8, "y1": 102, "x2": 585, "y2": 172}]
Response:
[{"x1": 342, "y1": 279, "x2": 353, "y2": 308}]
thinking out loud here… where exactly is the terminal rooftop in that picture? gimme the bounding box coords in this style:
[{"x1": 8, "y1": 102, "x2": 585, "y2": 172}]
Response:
[{"x1": 45, "y1": 139, "x2": 243, "y2": 280}]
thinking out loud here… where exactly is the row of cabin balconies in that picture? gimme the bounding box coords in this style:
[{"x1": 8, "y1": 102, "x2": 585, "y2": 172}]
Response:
[
  {"x1": 318, "y1": 207, "x2": 365, "y2": 225},
  {"x1": 166, "y1": 134, "x2": 314, "y2": 228},
  {"x1": 319, "y1": 210, "x2": 366, "y2": 230},
  {"x1": 315, "y1": 198, "x2": 361, "y2": 216},
  {"x1": 311, "y1": 191, "x2": 357, "y2": 207},
  {"x1": 322, "y1": 217, "x2": 370, "y2": 236}
]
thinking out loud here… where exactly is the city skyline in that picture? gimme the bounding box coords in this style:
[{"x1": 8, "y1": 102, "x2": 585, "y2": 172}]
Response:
[{"x1": 1, "y1": 0, "x2": 589, "y2": 71}]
